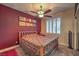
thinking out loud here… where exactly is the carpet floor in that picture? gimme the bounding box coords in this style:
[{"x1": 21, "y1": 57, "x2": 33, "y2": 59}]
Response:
[
  {"x1": 0, "y1": 45, "x2": 79, "y2": 56},
  {"x1": 15, "y1": 45, "x2": 79, "y2": 56}
]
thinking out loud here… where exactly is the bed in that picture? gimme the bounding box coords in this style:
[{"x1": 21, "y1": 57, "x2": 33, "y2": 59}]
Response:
[{"x1": 19, "y1": 32, "x2": 59, "y2": 56}]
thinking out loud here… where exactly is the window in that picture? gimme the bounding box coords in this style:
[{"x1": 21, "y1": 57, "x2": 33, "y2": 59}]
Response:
[
  {"x1": 53, "y1": 18, "x2": 56, "y2": 33},
  {"x1": 46, "y1": 18, "x2": 53, "y2": 33},
  {"x1": 46, "y1": 20, "x2": 50, "y2": 33},
  {"x1": 57, "y1": 18, "x2": 61, "y2": 34},
  {"x1": 46, "y1": 17, "x2": 61, "y2": 34}
]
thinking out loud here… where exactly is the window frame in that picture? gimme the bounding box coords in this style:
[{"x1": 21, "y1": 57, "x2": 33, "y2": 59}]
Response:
[{"x1": 46, "y1": 17, "x2": 61, "y2": 34}]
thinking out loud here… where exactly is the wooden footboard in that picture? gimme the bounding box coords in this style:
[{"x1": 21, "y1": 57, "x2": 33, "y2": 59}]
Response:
[
  {"x1": 19, "y1": 39, "x2": 40, "y2": 55},
  {"x1": 19, "y1": 38, "x2": 58, "y2": 56},
  {"x1": 44, "y1": 38, "x2": 58, "y2": 56},
  {"x1": 19, "y1": 32, "x2": 58, "y2": 56}
]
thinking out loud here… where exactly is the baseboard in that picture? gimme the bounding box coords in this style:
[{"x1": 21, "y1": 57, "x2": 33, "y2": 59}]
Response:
[
  {"x1": 76, "y1": 49, "x2": 79, "y2": 51},
  {"x1": 59, "y1": 43, "x2": 74, "y2": 49},
  {"x1": 59, "y1": 43, "x2": 68, "y2": 47},
  {"x1": 0, "y1": 45, "x2": 19, "y2": 53},
  {"x1": 68, "y1": 47, "x2": 73, "y2": 49}
]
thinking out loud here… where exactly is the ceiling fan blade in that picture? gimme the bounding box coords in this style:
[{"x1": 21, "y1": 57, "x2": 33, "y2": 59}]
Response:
[
  {"x1": 44, "y1": 15, "x2": 52, "y2": 17},
  {"x1": 30, "y1": 11, "x2": 37, "y2": 14},
  {"x1": 44, "y1": 9, "x2": 52, "y2": 14}
]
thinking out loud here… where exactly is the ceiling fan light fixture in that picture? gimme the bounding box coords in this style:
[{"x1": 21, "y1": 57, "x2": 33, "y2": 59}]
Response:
[
  {"x1": 37, "y1": 10, "x2": 44, "y2": 18},
  {"x1": 30, "y1": 4, "x2": 52, "y2": 18},
  {"x1": 38, "y1": 14, "x2": 44, "y2": 18},
  {"x1": 37, "y1": 10, "x2": 44, "y2": 15}
]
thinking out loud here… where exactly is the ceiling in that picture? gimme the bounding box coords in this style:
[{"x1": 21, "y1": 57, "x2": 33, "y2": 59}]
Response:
[{"x1": 2, "y1": 3, "x2": 75, "y2": 16}]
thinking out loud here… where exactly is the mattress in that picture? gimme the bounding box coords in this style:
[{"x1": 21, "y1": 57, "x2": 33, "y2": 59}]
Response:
[
  {"x1": 19, "y1": 33, "x2": 59, "y2": 55},
  {"x1": 22, "y1": 34, "x2": 59, "y2": 47}
]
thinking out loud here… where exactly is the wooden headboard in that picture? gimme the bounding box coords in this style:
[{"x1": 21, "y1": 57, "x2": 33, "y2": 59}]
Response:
[{"x1": 19, "y1": 31, "x2": 36, "y2": 39}]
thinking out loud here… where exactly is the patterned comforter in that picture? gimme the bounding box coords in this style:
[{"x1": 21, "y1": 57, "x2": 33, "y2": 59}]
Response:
[{"x1": 19, "y1": 33, "x2": 59, "y2": 56}]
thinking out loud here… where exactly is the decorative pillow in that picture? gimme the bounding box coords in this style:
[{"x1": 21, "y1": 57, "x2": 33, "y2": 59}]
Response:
[{"x1": 38, "y1": 33, "x2": 45, "y2": 36}]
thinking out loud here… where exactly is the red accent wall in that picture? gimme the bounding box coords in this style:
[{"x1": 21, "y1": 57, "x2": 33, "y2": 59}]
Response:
[
  {"x1": 0, "y1": 4, "x2": 41, "y2": 49},
  {"x1": 36, "y1": 19, "x2": 41, "y2": 33}
]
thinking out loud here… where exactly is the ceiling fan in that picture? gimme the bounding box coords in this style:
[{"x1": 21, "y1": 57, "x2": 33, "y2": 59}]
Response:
[{"x1": 30, "y1": 4, "x2": 52, "y2": 18}]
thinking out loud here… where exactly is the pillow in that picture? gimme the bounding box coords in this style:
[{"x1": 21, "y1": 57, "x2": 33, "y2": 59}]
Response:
[{"x1": 38, "y1": 33, "x2": 45, "y2": 36}]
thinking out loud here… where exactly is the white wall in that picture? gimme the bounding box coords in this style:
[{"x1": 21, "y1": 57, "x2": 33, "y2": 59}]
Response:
[{"x1": 41, "y1": 8, "x2": 75, "y2": 47}]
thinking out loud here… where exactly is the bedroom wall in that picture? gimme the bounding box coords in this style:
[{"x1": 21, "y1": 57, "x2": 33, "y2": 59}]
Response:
[
  {"x1": 41, "y1": 8, "x2": 75, "y2": 47},
  {"x1": 0, "y1": 4, "x2": 41, "y2": 49},
  {"x1": 75, "y1": 9, "x2": 79, "y2": 49}
]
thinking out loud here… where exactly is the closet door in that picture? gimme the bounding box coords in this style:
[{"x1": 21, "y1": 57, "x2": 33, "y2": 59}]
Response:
[
  {"x1": 75, "y1": 4, "x2": 79, "y2": 50},
  {"x1": 77, "y1": 8, "x2": 79, "y2": 50}
]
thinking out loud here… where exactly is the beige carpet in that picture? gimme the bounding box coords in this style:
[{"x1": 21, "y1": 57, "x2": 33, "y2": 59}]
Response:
[{"x1": 15, "y1": 45, "x2": 79, "y2": 56}]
